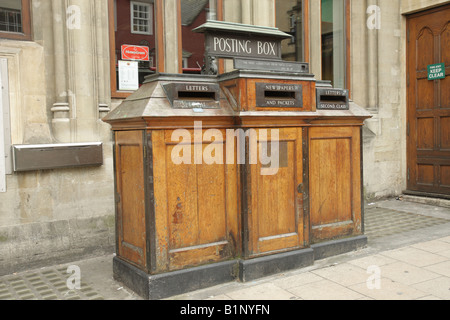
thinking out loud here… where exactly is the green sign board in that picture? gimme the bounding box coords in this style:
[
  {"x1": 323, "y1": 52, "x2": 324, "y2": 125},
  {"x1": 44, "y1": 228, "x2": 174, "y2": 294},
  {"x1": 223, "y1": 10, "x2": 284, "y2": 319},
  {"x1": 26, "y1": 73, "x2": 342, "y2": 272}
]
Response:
[{"x1": 428, "y1": 63, "x2": 446, "y2": 80}]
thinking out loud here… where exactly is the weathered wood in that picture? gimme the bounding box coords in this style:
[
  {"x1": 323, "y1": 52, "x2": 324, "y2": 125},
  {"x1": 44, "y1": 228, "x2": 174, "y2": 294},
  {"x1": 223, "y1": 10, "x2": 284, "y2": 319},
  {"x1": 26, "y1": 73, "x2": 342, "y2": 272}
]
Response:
[
  {"x1": 107, "y1": 73, "x2": 369, "y2": 277},
  {"x1": 115, "y1": 130, "x2": 147, "y2": 269},
  {"x1": 407, "y1": 4, "x2": 450, "y2": 196},
  {"x1": 220, "y1": 77, "x2": 316, "y2": 112},
  {"x1": 309, "y1": 126, "x2": 362, "y2": 242},
  {"x1": 152, "y1": 129, "x2": 239, "y2": 272},
  {"x1": 243, "y1": 128, "x2": 306, "y2": 257}
]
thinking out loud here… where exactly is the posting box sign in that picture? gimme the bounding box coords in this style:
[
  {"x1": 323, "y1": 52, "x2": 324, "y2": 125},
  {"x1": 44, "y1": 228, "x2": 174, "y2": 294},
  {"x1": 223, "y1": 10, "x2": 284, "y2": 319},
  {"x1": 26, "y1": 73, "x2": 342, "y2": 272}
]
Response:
[
  {"x1": 162, "y1": 82, "x2": 221, "y2": 109},
  {"x1": 316, "y1": 88, "x2": 349, "y2": 110},
  {"x1": 256, "y1": 83, "x2": 303, "y2": 108},
  {"x1": 121, "y1": 45, "x2": 150, "y2": 61}
]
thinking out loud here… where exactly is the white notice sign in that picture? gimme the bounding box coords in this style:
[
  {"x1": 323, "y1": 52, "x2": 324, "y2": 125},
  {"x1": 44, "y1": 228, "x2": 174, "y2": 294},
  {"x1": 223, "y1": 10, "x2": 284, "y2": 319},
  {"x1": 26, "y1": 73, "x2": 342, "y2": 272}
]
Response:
[{"x1": 118, "y1": 60, "x2": 139, "y2": 91}]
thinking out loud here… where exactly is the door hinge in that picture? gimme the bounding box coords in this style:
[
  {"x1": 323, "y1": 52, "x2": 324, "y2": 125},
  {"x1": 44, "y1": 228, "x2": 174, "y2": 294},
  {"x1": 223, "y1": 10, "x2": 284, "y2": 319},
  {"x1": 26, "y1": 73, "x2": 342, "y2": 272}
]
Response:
[
  {"x1": 407, "y1": 122, "x2": 410, "y2": 137},
  {"x1": 407, "y1": 168, "x2": 410, "y2": 181}
]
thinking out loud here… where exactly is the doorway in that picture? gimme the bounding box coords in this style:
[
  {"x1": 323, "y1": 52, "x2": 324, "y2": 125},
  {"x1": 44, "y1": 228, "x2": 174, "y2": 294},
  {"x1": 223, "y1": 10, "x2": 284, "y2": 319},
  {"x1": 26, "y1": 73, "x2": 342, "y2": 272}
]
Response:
[{"x1": 406, "y1": 4, "x2": 450, "y2": 197}]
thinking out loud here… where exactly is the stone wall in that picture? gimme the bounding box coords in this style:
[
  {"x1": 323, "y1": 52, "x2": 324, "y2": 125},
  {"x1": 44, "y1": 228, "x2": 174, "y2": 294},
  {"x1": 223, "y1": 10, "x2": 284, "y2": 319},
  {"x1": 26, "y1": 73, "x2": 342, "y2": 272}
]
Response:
[{"x1": 0, "y1": 0, "x2": 115, "y2": 275}]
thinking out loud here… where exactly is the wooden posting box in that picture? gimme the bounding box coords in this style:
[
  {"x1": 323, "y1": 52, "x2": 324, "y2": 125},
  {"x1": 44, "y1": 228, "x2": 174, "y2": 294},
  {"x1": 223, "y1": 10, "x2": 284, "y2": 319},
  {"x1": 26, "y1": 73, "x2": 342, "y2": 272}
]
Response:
[
  {"x1": 103, "y1": 72, "x2": 372, "y2": 298},
  {"x1": 103, "y1": 74, "x2": 240, "y2": 274}
]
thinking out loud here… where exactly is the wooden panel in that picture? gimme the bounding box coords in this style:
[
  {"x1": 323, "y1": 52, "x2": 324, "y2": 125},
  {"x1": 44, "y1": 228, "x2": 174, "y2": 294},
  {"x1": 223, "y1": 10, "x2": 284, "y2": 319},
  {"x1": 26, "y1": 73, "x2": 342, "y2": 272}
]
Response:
[
  {"x1": 441, "y1": 22, "x2": 450, "y2": 67},
  {"x1": 115, "y1": 131, "x2": 146, "y2": 269},
  {"x1": 309, "y1": 127, "x2": 362, "y2": 242},
  {"x1": 310, "y1": 139, "x2": 352, "y2": 225},
  {"x1": 416, "y1": 27, "x2": 434, "y2": 71},
  {"x1": 257, "y1": 141, "x2": 296, "y2": 238},
  {"x1": 246, "y1": 128, "x2": 305, "y2": 257},
  {"x1": 440, "y1": 117, "x2": 450, "y2": 149},
  {"x1": 440, "y1": 76, "x2": 450, "y2": 109},
  {"x1": 417, "y1": 117, "x2": 434, "y2": 150},
  {"x1": 441, "y1": 166, "x2": 450, "y2": 187},
  {"x1": 416, "y1": 79, "x2": 434, "y2": 110},
  {"x1": 152, "y1": 130, "x2": 169, "y2": 272},
  {"x1": 417, "y1": 164, "x2": 434, "y2": 186},
  {"x1": 152, "y1": 129, "x2": 238, "y2": 272}
]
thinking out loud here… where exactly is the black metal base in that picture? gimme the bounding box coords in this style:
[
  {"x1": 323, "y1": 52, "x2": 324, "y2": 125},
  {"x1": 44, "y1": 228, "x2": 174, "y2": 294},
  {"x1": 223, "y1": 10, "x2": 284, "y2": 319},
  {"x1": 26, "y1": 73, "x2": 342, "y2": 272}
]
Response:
[
  {"x1": 113, "y1": 235, "x2": 368, "y2": 300},
  {"x1": 239, "y1": 248, "x2": 314, "y2": 282},
  {"x1": 113, "y1": 257, "x2": 238, "y2": 300},
  {"x1": 311, "y1": 235, "x2": 368, "y2": 261}
]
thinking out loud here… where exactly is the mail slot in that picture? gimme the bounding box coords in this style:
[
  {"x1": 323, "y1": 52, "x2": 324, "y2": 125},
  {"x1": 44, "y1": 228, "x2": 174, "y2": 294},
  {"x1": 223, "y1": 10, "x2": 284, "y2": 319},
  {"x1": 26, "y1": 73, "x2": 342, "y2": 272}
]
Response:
[
  {"x1": 12, "y1": 143, "x2": 103, "y2": 172},
  {"x1": 162, "y1": 82, "x2": 221, "y2": 109},
  {"x1": 256, "y1": 82, "x2": 303, "y2": 108},
  {"x1": 316, "y1": 88, "x2": 349, "y2": 110}
]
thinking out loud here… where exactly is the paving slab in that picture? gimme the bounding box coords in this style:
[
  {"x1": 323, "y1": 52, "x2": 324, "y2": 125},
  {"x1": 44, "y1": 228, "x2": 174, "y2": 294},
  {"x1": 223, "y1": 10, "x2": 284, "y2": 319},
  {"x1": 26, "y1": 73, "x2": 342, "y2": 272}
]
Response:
[{"x1": 1, "y1": 197, "x2": 449, "y2": 301}]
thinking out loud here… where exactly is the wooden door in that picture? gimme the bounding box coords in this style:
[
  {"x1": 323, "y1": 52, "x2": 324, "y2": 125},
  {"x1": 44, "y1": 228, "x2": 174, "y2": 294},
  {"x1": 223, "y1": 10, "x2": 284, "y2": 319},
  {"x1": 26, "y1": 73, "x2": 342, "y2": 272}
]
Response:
[
  {"x1": 151, "y1": 129, "x2": 239, "y2": 272},
  {"x1": 244, "y1": 128, "x2": 307, "y2": 257},
  {"x1": 309, "y1": 126, "x2": 363, "y2": 242},
  {"x1": 407, "y1": 5, "x2": 450, "y2": 196},
  {"x1": 114, "y1": 130, "x2": 147, "y2": 269}
]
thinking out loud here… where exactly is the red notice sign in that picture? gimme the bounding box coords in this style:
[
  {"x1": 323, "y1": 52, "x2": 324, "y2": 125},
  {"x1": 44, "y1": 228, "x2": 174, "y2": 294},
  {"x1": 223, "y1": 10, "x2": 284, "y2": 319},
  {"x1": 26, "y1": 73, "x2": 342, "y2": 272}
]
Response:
[{"x1": 121, "y1": 45, "x2": 149, "y2": 61}]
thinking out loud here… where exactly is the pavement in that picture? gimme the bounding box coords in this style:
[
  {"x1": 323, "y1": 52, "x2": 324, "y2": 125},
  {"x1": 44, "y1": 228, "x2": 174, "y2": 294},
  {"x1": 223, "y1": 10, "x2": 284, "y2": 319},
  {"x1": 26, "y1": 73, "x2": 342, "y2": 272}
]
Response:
[{"x1": 1, "y1": 196, "x2": 450, "y2": 301}]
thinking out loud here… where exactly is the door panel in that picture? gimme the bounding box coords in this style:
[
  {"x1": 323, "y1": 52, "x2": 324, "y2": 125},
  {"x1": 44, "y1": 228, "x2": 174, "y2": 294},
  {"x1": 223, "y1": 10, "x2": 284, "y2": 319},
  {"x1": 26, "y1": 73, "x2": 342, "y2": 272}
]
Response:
[
  {"x1": 246, "y1": 128, "x2": 306, "y2": 257},
  {"x1": 152, "y1": 129, "x2": 238, "y2": 272},
  {"x1": 407, "y1": 5, "x2": 450, "y2": 196},
  {"x1": 309, "y1": 126, "x2": 362, "y2": 242},
  {"x1": 115, "y1": 131, "x2": 147, "y2": 269}
]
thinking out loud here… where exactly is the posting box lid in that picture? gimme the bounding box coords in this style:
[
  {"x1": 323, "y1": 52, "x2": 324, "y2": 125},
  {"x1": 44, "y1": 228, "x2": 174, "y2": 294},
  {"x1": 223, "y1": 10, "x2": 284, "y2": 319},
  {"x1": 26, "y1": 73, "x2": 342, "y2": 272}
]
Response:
[{"x1": 102, "y1": 73, "x2": 236, "y2": 125}]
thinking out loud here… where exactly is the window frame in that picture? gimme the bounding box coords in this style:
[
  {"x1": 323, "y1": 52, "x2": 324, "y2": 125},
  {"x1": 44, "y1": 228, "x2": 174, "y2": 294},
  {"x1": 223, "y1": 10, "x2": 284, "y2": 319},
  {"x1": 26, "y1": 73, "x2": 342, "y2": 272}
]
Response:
[
  {"x1": 276, "y1": 0, "x2": 310, "y2": 64},
  {"x1": 0, "y1": 0, "x2": 32, "y2": 41},
  {"x1": 109, "y1": 0, "x2": 163, "y2": 99},
  {"x1": 130, "y1": 1, "x2": 153, "y2": 35},
  {"x1": 319, "y1": 0, "x2": 351, "y2": 93}
]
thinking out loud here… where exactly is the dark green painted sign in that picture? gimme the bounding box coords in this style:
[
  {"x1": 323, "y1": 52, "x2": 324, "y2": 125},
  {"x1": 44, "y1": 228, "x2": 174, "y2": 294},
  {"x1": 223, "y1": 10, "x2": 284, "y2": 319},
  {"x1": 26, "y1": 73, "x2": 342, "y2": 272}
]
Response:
[{"x1": 428, "y1": 63, "x2": 446, "y2": 80}]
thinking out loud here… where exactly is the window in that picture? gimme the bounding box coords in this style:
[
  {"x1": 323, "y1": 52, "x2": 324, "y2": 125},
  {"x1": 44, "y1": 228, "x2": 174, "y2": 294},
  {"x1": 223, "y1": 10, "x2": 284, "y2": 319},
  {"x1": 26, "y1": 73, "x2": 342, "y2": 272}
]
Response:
[
  {"x1": 321, "y1": 0, "x2": 347, "y2": 89},
  {"x1": 0, "y1": 7, "x2": 22, "y2": 33},
  {"x1": 109, "y1": 0, "x2": 221, "y2": 97},
  {"x1": 110, "y1": 0, "x2": 156, "y2": 97},
  {"x1": 0, "y1": 0, "x2": 31, "y2": 41},
  {"x1": 180, "y1": 0, "x2": 219, "y2": 74},
  {"x1": 276, "y1": 0, "x2": 309, "y2": 63},
  {"x1": 131, "y1": 1, "x2": 153, "y2": 35}
]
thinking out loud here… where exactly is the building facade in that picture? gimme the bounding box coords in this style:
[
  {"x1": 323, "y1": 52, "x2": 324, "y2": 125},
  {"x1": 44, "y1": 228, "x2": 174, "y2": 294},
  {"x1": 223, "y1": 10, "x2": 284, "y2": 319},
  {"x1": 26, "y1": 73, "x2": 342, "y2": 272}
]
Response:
[{"x1": 0, "y1": 0, "x2": 449, "y2": 274}]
